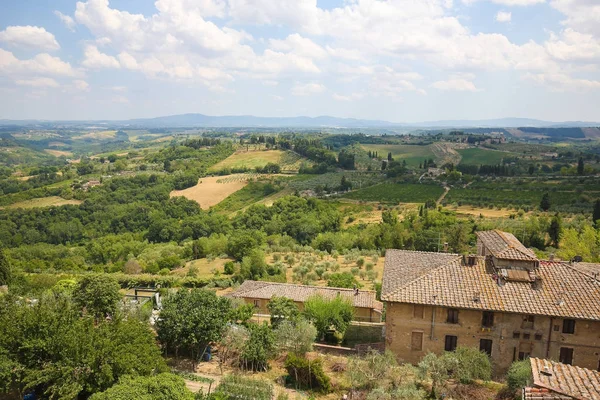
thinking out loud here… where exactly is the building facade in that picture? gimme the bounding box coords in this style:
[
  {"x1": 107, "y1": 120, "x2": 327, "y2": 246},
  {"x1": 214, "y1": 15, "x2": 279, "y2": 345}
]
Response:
[
  {"x1": 382, "y1": 231, "x2": 600, "y2": 374},
  {"x1": 230, "y1": 280, "x2": 383, "y2": 322}
]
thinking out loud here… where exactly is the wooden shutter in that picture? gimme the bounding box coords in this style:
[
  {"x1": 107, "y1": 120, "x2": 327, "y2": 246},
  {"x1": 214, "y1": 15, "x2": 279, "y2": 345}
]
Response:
[{"x1": 413, "y1": 305, "x2": 424, "y2": 319}]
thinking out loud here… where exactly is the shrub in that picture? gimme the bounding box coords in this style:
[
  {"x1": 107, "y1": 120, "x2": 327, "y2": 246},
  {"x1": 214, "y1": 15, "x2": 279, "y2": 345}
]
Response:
[
  {"x1": 89, "y1": 373, "x2": 194, "y2": 400},
  {"x1": 443, "y1": 346, "x2": 492, "y2": 383},
  {"x1": 267, "y1": 296, "x2": 299, "y2": 328},
  {"x1": 284, "y1": 353, "x2": 331, "y2": 393},
  {"x1": 223, "y1": 261, "x2": 235, "y2": 275},
  {"x1": 507, "y1": 359, "x2": 532, "y2": 391},
  {"x1": 275, "y1": 319, "x2": 317, "y2": 355}
]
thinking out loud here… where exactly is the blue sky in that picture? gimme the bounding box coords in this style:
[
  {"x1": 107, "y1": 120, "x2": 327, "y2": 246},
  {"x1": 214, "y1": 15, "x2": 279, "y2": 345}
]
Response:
[{"x1": 0, "y1": 0, "x2": 599, "y2": 122}]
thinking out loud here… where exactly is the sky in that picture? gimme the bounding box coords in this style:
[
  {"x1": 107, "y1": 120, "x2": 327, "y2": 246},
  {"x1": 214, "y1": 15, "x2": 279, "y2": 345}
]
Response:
[{"x1": 0, "y1": 0, "x2": 599, "y2": 122}]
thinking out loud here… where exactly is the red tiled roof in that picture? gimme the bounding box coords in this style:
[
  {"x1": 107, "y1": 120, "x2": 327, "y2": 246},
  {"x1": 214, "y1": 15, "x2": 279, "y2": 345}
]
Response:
[
  {"x1": 382, "y1": 250, "x2": 600, "y2": 320},
  {"x1": 526, "y1": 358, "x2": 600, "y2": 400},
  {"x1": 477, "y1": 230, "x2": 538, "y2": 261},
  {"x1": 230, "y1": 280, "x2": 383, "y2": 311}
]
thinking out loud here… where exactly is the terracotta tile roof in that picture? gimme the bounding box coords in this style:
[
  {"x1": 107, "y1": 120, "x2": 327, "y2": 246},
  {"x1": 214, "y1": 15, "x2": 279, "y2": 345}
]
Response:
[
  {"x1": 477, "y1": 230, "x2": 538, "y2": 261},
  {"x1": 572, "y1": 262, "x2": 600, "y2": 278},
  {"x1": 523, "y1": 387, "x2": 572, "y2": 399},
  {"x1": 230, "y1": 280, "x2": 383, "y2": 311},
  {"x1": 527, "y1": 358, "x2": 600, "y2": 400},
  {"x1": 382, "y1": 250, "x2": 600, "y2": 321}
]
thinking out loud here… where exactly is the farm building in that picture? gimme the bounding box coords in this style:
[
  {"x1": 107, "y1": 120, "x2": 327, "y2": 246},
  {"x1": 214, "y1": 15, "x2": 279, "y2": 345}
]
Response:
[
  {"x1": 382, "y1": 230, "x2": 600, "y2": 374},
  {"x1": 523, "y1": 358, "x2": 600, "y2": 399},
  {"x1": 230, "y1": 280, "x2": 383, "y2": 322}
]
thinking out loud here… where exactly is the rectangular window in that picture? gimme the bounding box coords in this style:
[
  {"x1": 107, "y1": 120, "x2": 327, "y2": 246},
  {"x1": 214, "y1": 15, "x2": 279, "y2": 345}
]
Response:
[
  {"x1": 523, "y1": 333, "x2": 531, "y2": 340},
  {"x1": 518, "y1": 352, "x2": 530, "y2": 361},
  {"x1": 253, "y1": 299, "x2": 260, "y2": 308},
  {"x1": 562, "y1": 319, "x2": 576, "y2": 334},
  {"x1": 553, "y1": 325, "x2": 560, "y2": 332},
  {"x1": 535, "y1": 334, "x2": 542, "y2": 341},
  {"x1": 482, "y1": 311, "x2": 494, "y2": 327},
  {"x1": 413, "y1": 305, "x2": 424, "y2": 319},
  {"x1": 522, "y1": 315, "x2": 535, "y2": 329},
  {"x1": 559, "y1": 347, "x2": 574, "y2": 365},
  {"x1": 447, "y1": 308, "x2": 459, "y2": 324},
  {"x1": 445, "y1": 335, "x2": 458, "y2": 352},
  {"x1": 411, "y1": 332, "x2": 423, "y2": 351},
  {"x1": 480, "y1": 339, "x2": 493, "y2": 356},
  {"x1": 513, "y1": 332, "x2": 520, "y2": 339}
]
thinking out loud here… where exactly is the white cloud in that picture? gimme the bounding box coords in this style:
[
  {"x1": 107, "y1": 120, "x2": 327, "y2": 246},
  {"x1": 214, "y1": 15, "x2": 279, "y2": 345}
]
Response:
[
  {"x1": 525, "y1": 72, "x2": 600, "y2": 91},
  {"x1": 545, "y1": 29, "x2": 600, "y2": 62},
  {"x1": 270, "y1": 94, "x2": 284, "y2": 101},
  {"x1": 550, "y1": 0, "x2": 600, "y2": 36},
  {"x1": 0, "y1": 49, "x2": 78, "y2": 77},
  {"x1": 16, "y1": 77, "x2": 59, "y2": 88},
  {"x1": 332, "y1": 92, "x2": 364, "y2": 101},
  {"x1": 496, "y1": 11, "x2": 512, "y2": 22},
  {"x1": 463, "y1": 0, "x2": 544, "y2": 5},
  {"x1": 82, "y1": 45, "x2": 120, "y2": 69},
  {"x1": 291, "y1": 82, "x2": 325, "y2": 96},
  {"x1": 0, "y1": 26, "x2": 60, "y2": 51},
  {"x1": 269, "y1": 34, "x2": 327, "y2": 59},
  {"x1": 54, "y1": 11, "x2": 77, "y2": 31},
  {"x1": 431, "y1": 78, "x2": 480, "y2": 91}
]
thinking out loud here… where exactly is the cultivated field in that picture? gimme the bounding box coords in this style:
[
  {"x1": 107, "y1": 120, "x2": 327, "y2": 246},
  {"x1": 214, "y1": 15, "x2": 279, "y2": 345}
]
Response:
[
  {"x1": 361, "y1": 144, "x2": 437, "y2": 166},
  {"x1": 457, "y1": 148, "x2": 513, "y2": 165},
  {"x1": 2, "y1": 196, "x2": 82, "y2": 209},
  {"x1": 343, "y1": 183, "x2": 445, "y2": 203},
  {"x1": 44, "y1": 149, "x2": 73, "y2": 157},
  {"x1": 170, "y1": 175, "x2": 251, "y2": 209},
  {"x1": 209, "y1": 149, "x2": 284, "y2": 171}
]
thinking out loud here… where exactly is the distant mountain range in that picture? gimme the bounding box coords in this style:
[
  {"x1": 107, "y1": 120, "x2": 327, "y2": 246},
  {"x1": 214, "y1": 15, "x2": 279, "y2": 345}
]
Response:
[{"x1": 1, "y1": 114, "x2": 598, "y2": 129}]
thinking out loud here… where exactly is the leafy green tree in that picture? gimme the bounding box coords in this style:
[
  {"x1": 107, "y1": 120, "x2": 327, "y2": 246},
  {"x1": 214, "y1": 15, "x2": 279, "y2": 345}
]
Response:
[
  {"x1": 285, "y1": 353, "x2": 331, "y2": 392},
  {"x1": 274, "y1": 319, "x2": 317, "y2": 355},
  {"x1": 227, "y1": 230, "x2": 264, "y2": 261},
  {"x1": 548, "y1": 213, "x2": 562, "y2": 248},
  {"x1": 241, "y1": 323, "x2": 276, "y2": 371},
  {"x1": 0, "y1": 294, "x2": 166, "y2": 399},
  {"x1": 593, "y1": 199, "x2": 600, "y2": 227},
  {"x1": 327, "y1": 272, "x2": 360, "y2": 289},
  {"x1": 239, "y1": 249, "x2": 267, "y2": 280},
  {"x1": 540, "y1": 193, "x2": 551, "y2": 211},
  {"x1": 303, "y1": 294, "x2": 353, "y2": 340},
  {"x1": 442, "y1": 346, "x2": 491, "y2": 383},
  {"x1": 0, "y1": 248, "x2": 11, "y2": 286},
  {"x1": 267, "y1": 296, "x2": 299, "y2": 327},
  {"x1": 89, "y1": 373, "x2": 194, "y2": 400},
  {"x1": 73, "y1": 274, "x2": 121, "y2": 319},
  {"x1": 577, "y1": 157, "x2": 584, "y2": 175},
  {"x1": 157, "y1": 289, "x2": 233, "y2": 360}
]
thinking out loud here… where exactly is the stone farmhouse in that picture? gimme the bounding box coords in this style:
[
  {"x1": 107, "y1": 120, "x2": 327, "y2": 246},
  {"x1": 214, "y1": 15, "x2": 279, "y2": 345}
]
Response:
[
  {"x1": 230, "y1": 280, "x2": 383, "y2": 323},
  {"x1": 523, "y1": 358, "x2": 600, "y2": 399},
  {"x1": 382, "y1": 230, "x2": 600, "y2": 374}
]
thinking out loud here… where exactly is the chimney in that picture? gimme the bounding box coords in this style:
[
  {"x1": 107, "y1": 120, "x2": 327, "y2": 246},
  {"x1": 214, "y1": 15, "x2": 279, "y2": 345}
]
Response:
[
  {"x1": 443, "y1": 242, "x2": 449, "y2": 252},
  {"x1": 549, "y1": 253, "x2": 554, "y2": 261}
]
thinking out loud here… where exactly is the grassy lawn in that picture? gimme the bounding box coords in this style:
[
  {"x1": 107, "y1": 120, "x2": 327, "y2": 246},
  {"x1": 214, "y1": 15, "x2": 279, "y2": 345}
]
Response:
[
  {"x1": 343, "y1": 183, "x2": 444, "y2": 203},
  {"x1": 176, "y1": 257, "x2": 234, "y2": 279},
  {"x1": 457, "y1": 148, "x2": 514, "y2": 165},
  {"x1": 361, "y1": 144, "x2": 437, "y2": 166},
  {"x1": 209, "y1": 150, "x2": 284, "y2": 171}
]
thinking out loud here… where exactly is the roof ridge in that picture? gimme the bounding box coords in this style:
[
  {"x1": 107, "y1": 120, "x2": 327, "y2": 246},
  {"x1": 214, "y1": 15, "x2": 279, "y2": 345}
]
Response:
[
  {"x1": 382, "y1": 255, "x2": 464, "y2": 301},
  {"x1": 386, "y1": 249, "x2": 461, "y2": 257}
]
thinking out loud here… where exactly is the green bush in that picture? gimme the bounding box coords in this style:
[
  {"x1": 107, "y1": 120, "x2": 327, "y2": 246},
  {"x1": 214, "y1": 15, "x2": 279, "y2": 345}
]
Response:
[
  {"x1": 507, "y1": 359, "x2": 532, "y2": 391},
  {"x1": 89, "y1": 373, "x2": 194, "y2": 400},
  {"x1": 223, "y1": 261, "x2": 235, "y2": 275},
  {"x1": 443, "y1": 346, "x2": 492, "y2": 383},
  {"x1": 284, "y1": 353, "x2": 331, "y2": 393}
]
